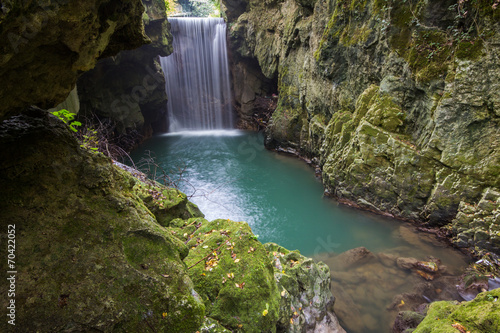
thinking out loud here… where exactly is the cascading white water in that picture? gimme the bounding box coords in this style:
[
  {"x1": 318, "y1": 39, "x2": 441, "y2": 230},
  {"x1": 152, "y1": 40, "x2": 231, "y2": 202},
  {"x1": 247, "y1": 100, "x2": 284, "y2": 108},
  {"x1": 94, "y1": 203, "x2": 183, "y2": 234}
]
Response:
[{"x1": 160, "y1": 17, "x2": 234, "y2": 132}]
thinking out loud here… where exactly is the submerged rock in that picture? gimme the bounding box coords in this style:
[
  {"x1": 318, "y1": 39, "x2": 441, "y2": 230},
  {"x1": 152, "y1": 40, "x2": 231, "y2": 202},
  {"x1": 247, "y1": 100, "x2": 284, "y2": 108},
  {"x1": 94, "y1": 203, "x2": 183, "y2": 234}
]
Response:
[
  {"x1": 396, "y1": 257, "x2": 419, "y2": 270},
  {"x1": 329, "y1": 247, "x2": 376, "y2": 269}
]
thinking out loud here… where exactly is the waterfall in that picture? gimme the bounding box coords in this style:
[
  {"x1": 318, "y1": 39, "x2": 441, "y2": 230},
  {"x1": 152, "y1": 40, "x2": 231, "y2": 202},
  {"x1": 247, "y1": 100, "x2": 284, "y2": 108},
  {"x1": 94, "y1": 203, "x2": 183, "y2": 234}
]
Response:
[{"x1": 160, "y1": 18, "x2": 234, "y2": 131}]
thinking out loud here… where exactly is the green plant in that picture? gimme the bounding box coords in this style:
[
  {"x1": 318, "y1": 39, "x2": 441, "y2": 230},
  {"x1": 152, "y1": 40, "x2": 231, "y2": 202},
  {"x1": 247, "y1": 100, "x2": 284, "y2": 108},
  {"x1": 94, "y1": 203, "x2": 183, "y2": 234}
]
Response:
[
  {"x1": 81, "y1": 127, "x2": 99, "y2": 152},
  {"x1": 50, "y1": 109, "x2": 81, "y2": 132}
]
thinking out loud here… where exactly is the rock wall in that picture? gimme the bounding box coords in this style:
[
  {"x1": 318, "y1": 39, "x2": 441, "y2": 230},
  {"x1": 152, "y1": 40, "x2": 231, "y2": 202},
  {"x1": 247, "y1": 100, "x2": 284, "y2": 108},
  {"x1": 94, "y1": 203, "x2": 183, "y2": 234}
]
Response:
[
  {"x1": 224, "y1": 0, "x2": 500, "y2": 253},
  {"x1": 0, "y1": 0, "x2": 149, "y2": 120},
  {"x1": 77, "y1": 0, "x2": 173, "y2": 143}
]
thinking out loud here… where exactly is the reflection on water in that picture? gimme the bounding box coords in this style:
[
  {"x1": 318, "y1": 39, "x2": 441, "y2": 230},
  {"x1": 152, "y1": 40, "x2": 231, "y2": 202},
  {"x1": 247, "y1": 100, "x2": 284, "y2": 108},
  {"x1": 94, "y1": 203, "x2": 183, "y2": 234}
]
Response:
[{"x1": 131, "y1": 131, "x2": 469, "y2": 332}]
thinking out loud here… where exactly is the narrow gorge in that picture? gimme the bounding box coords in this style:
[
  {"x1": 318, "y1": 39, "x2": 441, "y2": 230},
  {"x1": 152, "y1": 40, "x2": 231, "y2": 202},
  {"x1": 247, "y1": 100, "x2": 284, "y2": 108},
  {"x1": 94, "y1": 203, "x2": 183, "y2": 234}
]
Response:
[{"x1": 0, "y1": 0, "x2": 499, "y2": 332}]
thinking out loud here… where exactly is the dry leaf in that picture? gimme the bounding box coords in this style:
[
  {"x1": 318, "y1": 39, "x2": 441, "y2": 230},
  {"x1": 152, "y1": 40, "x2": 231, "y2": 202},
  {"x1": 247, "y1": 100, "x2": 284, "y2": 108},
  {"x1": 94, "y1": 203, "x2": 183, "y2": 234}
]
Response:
[{"x1": 451, "y1": 323, "x2": 469, "y2": 333}]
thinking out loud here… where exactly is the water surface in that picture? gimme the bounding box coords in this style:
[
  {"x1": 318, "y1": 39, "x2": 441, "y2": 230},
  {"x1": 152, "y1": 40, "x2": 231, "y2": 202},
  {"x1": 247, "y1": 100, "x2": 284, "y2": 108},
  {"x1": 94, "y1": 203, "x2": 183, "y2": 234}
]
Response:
[{"x1": 131, "y1": 130, "x2": 469, "y2": 332}]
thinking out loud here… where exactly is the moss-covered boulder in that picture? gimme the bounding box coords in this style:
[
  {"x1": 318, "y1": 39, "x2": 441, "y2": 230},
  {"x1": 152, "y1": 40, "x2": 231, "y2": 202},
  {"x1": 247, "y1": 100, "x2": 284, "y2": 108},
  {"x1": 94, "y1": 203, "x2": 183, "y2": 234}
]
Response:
[
  {"x1": 0, "y1": 108, "x2": 205, "y2": 332},
  {"x1": 413, "y1": 289, "x2": 500, "y2": 333},
  {"x1": 266, "y1": 243, "x2": 345, "y2": 332},
  {"x1": 184, "y1": 218, "x2": 281, "y2": 332}
]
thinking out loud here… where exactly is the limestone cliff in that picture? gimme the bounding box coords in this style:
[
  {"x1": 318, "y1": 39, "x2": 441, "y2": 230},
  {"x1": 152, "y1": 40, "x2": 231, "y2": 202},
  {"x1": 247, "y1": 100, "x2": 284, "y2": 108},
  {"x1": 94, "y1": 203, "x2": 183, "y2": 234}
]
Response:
[
  {"x1": 77, "y1": 0, "x2": 173, "y2": 143},
  {"x1": 224, "y1": 0, "x2": 500, "y2": 254},
  {"x1": 0, "y1": 0, "x2": 149, "y2": 119}
]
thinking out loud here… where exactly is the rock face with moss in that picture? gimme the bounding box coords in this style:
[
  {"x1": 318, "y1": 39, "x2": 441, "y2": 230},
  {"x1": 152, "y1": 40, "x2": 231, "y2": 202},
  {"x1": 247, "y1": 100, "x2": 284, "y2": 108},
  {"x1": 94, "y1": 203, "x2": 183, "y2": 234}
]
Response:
[
  {"x1": 0, "y1": 0, "x2": 149, "y2": 120},
  {"x1": 76, "y1": 0, "x2": 173, "y2": 146},
  {"x1": 0, "y1": 108, "x2": 205, "y2": 332},
  {"x1": 404, "y1": 289, "x2": 500, "y2": 332},
  {"x1": 0, "y1": 108, "x2": 343, "y2": 332},
  {"x1": 224, "y1": 0, "x2": 500, "y2": 253}
]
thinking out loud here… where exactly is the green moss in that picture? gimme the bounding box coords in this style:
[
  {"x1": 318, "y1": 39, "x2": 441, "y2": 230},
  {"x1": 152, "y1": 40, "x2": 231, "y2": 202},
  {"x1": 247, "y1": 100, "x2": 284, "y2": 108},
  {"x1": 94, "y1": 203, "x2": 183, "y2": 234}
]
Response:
[
  {"x1": 133, "y1": 181, "x2": 204, "y2": 226},
  {"x1": 455, "y1": 39, "x2": 484, "y2": 60},
  {"x1": 414, "y1": 289, "x2": 500, "y2": 333},
  {"x1": 353, "y1": 84, "x2": 380, "y2": 123},
  {"x1": 406, "y1": 30, "x2": 452, "y2": 81},
  {"x1": 339, "y1": 23, "x2": 372, "y2": 46},
  {"x1": 364, "y1": 92, "x2": 404, "y2": 133},
  {"x1": 315, "y1": 0, "x2": 370, "y2": 60},
  {"x1": 185, "y1": 219, "x2": 280, "y2": 333}
]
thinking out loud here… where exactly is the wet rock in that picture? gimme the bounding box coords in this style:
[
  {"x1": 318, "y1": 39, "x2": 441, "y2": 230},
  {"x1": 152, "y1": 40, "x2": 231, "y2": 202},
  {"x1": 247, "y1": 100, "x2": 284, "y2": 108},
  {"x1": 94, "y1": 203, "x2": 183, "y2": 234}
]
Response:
[
  {"x1": 378, "y1": 252, "x2": 398, "y2": 267},
  {"x1": 416, "y1": 261, "x2": 439, "y2": 273},
  {"x1": 393, "y1": 311, "x2": 425, "y2": 333},
  {"x1": 330, "y1": 247, "x2": 376, "y2": 269},
  {"x1": 415, "y1": 270, "x2": 435, "y2": 281},
  {"x1": 331, "y1": 285, "x2": 365, "y2": 333},
  {"x1": 458, "y1": 272, "x2": 490, "y2": 301},
  {"x1": 396, "y1": 257, "x2": 419, "y2": 270}
]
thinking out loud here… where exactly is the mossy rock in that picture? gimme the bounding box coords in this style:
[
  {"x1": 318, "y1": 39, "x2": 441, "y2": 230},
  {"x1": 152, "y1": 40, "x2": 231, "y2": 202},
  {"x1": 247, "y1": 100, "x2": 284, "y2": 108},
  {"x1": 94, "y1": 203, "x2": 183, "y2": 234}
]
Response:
[
  {"x1": 413, "y1": 289, "x2": 500, "y2": 333},
  {"x1": 184, "y1": 219, "x2": 280, "y2": 332},
  {"x1": 0, "y1": 109, "x2": 205, "y2": 332},
  {"x1": 133, "y1": 182, "x2": 204, "y2": 226}
]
